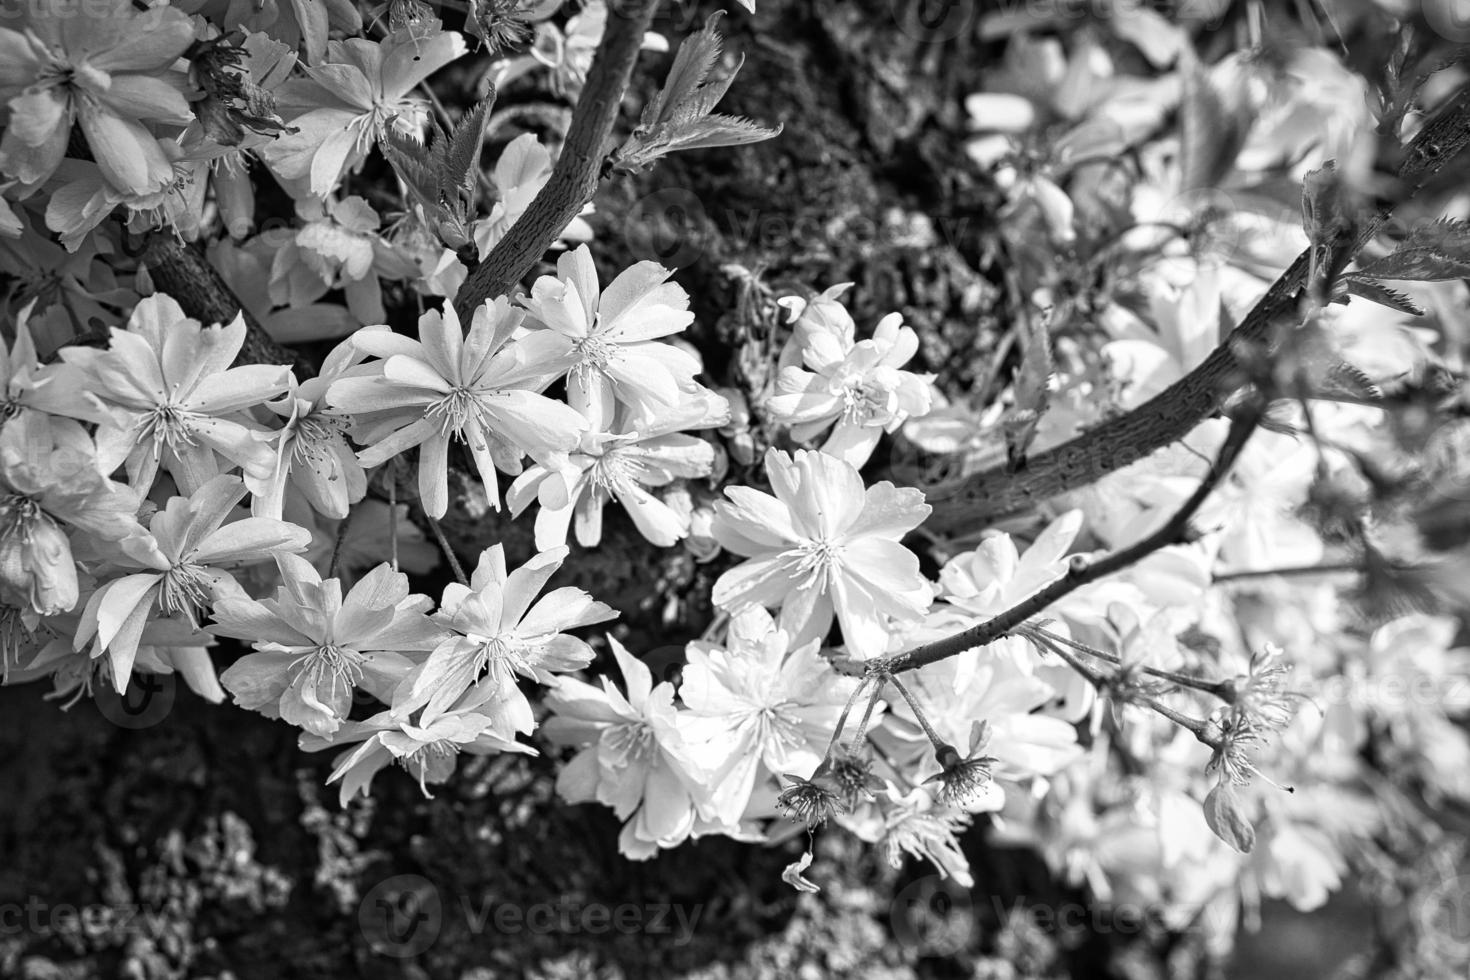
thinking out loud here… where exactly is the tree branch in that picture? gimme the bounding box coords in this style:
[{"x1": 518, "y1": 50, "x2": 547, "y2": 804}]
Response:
[
  {"x1": 141, "y1": 233, "x2": 298, "y2": 367},
  {"x1": 924, "y1": 83, "x2": 1470, "y2": 533},
  {"x1": 882, "y1": 405, "x2": 1261, "y2": 676},
  {"x1": 451, "y1": 0, "x2": 660, "y2": 319}
]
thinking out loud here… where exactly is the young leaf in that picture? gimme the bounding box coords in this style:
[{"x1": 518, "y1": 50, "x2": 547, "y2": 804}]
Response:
[
  {"x1": 1203, "y1": 782, "x2": 1256, "y2": 853},
  {"x1": 1178, "y1": 46, "x2": 1250, "y2": 192},
  {"x1": 1355, "y1": 218, "x2": 1470, "y2": 282},
  {"x1": 1301, "y1": 163, "x2": 1353, "y2": 253},
  {"x1": 1340, "y1": 275, "x2": 1425, "y2": 316},
  {"x1": 380, "y1": 95, "x2": 495, "y2": 251},
  {"x1": 1003, "y1": 303, "x2": 1054, "y2": 469},
  {"x1": 610, "y1": 12, "x2": 781, "y2": 175}
]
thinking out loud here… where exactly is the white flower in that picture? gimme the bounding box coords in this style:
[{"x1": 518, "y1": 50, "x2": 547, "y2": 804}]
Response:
[
  {"x1": 517, "y1": 244, "x2": 699, "y2": 430},
  {"x1": 392, "y1": 544, "x2": 616, "y2": 733},
  {"x1": 325, "y1": 298, "x2": 588, "y2": 517},
  {"x1": 300, "y1": 707, "x2": 535, "y2": 805},
  {"x1": 765, "y1": 311, "x2": 932, "y2": 467},
  {"x1": 52, "y1": 294, "x2": 288, "y2": 494},
  {"x1": 507, "y1": 387, "x2": 728, "y2": 550},
  {"x1": 680, "y1": 605, "x2": 862, "y2": 825},
  {"x1": 710, "y1": 449, "x2": 932, "y2": 660},
  {"x1": 874, "y1": 643, "x2": 1083, "y2": 810},
  {"x1": 250, "y1": 334, "x2": 372, "y2": 521},
  {"x1": 75, "y1": 475, "x2": 311, "y2": 692},
  {"x1": 542, "y1": 637, "x2": 722, "y2": 859},
  {"x1": 260, "y1": 29, "x2": 467, "y2": 197},
  {"x1": 213, "y1": 556, "x2": 444, "y2": 736}
]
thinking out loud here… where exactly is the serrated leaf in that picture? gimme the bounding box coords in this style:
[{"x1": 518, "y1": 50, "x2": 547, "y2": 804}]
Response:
[
  {"x1": 381, "y1": 130, "x2": 440, "y2": 214},
  {"x1": 1203, "y1": 782, "x2": 1255, "y2": 853},
  {"x1": 612, "y1": 12, "x2": 780, "y2": 175},
  {"x1": 645, "y1": 12, "x2": 726, "y2": 127},
  {"x1": 1342, "y1": 275, "x2": 1425, "y2": 316},
  {"x1": 1301, "y1": 163, "x2": 1351, "y2": 253},
  {"x1": 380, "y1": 93, "x2": 495, "y2": 252},
  {"x1": 1318, "y1": 361, "x2": 1383, "y2": 402},
  {"x1": 1356, "y1": 218, "x2": 1470, "y2": 281},
  {"x1": 444, "y1": 95, "x2": 493, "y2": 199},
  {"x1": 1178, "y1": 47, "x2": 1250, "y2": 192}
]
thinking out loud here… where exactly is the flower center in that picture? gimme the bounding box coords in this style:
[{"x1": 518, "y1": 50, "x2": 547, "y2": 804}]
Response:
[
  {"x1": 792, "y1": 537, "x2": 844, "y2": 589},
  {"x1": 573, "y1": 335, "x2": 614, "y2": 368},
  {"x1": 399, "y1": 738, "x2": 461, "y2": 795},
  {"x1": 0, "y1": 495, "x2": 42, "y2": 541},
  {"x1": 426, "y1": 385, "x2": 489, "y2": 438},
  {"x1": 0, "y1": 605, "x2": 37, "y2": 681},
  {"x1": 839, "y1": 378, "x2": 890, "y2": 424},
  {"x1": 589, "y1": 450, "x2": 639, "y2": 494},
  {"x1": 292, "y1": 411, "x2": 350, "y2": 463},
  {"x1": 136, "y1": 401, "x2": 202, "y2": 450},
  {"x1": 160, "y1": 561, "x2": 213, "y2": 619},
  {"x1": 471, "y1": 633, "x2": 530, "y2": 690},
  {"x1": 602, "y1": 721, "x2": 655, "y2": 766},
  {"x1": 289, "y1": 643, "x2": 366, "y2": 701}
]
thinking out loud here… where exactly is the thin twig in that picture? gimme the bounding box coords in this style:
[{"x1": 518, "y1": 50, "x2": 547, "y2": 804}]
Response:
[
  {"x1": 327, "y1": 505, "x2": 356, "y2": 580},
  {"x1": 426, "y1": 512, "x2": 469, "y2": 585},
  {"x1": 1023, "y1": 623, "x2": 1225, "y2": 696},
  {"x1": 926, "y1": 82, "x2": 1470, "y2": 531},
  {"x1": 886, "y1": 405, "x2": 1262, "y2": 676},
  {"x1": 1213, "y1": 561, "x2": 1363, "y2": 583}
]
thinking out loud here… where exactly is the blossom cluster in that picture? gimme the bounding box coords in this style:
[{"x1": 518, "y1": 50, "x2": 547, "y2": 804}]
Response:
[{"x1": 0, "y1": 0, "x2": 1466, "y2": 959}]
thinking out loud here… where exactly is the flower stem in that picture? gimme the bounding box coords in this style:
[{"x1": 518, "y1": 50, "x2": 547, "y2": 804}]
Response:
[
  {"x1": 425, "y1": 513, "x2": 468, "y2": 585},
  {"x1": 883, "y1": 673, "x2": 948, "y2": 754}
]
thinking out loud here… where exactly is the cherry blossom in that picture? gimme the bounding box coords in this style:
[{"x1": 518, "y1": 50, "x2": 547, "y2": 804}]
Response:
[{"x1": 710, "y1": 448, "x2": 932, "y2": 660}]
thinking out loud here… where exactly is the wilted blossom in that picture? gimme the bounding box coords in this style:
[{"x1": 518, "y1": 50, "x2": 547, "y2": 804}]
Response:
[
  {"x1": 543, "y1": 637, "x2": 724, "y2": 859},
  {"x1": 507, "y1": 388, "x2": 728, "y2": 550},
  {"x1": 0, "y1": 414, "x2": 141, "y2": 616},
  {"x1": 392, "y1": 544, "x2": 616, "y2": 733},
  {"x1": 710, "y1": 448, "x2": 932, "y2": 660},
  {"x1": 517, "y1": 244, "x2": 700, "y2": 430},
  {"x1": 326, "y1": 298, "x2": 588, "y2": 517},
  {"x1": 853, "y1": 785, "x2": 975, "y2": 888},
  {"x1": 765, "y1": 309, "x2": 933, "y2": 468},
  {"x1": 214, "y1": 556, "x2": 444, "y2": 736},
  {"x1": 51, "y1": 295, "x2": 289, "y2": 494},
  {"x1": 75, "y1": 475, "x2": 311, "y2": 692},
  {"x1": 0, "y1": 0, "x2": 196, "y2": 194}
]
